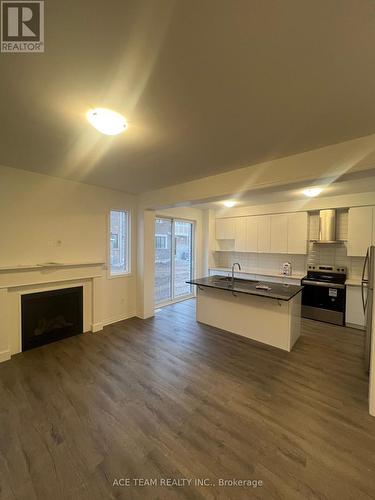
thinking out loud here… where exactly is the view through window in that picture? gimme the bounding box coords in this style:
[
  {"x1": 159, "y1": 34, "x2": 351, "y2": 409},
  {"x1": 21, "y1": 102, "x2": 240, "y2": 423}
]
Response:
[
  {"x1": 154, "y1": 218, "x2": 194, "y2": 304},
  {"x1": 110, "y1": 210, "x2": 129, "y2": 276}
]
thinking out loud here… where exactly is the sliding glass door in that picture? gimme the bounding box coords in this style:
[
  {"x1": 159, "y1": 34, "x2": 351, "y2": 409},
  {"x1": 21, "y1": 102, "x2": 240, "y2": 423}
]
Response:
[
  {"x1": 174, "y1": 220, "x2": 194, "y2": 298},
  {"x1": 155, "y1": 218, "x2": 194, "y2": 305},
  {"x1": 154, "y1": 218, "x2": 173, "y2": 304}
]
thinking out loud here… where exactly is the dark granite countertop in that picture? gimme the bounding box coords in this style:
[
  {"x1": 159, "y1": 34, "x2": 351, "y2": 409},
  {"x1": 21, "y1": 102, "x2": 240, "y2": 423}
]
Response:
[{"x1": 187, "y1": 275, "x2": 303, "y2": 301}]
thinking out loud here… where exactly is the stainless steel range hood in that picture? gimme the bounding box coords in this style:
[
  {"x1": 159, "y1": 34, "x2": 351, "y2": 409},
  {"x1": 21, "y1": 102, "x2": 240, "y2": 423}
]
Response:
[{"x1": 312, "y1": 209, "x2": 341, "y2": 244}]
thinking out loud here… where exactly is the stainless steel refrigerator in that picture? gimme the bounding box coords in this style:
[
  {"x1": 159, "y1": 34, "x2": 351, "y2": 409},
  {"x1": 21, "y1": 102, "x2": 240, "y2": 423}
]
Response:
[{"x1": 362, "y1": 245, "x2": 375, "y2": 372}]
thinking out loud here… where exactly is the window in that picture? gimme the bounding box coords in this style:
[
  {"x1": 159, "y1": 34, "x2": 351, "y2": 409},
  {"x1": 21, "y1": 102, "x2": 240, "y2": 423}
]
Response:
[
  {"x1": 109, "y1": 210, "x2": 130, "y2": 276},
  {"x1": 155, "y1": 234, "x2": 168, "y2": 250}
]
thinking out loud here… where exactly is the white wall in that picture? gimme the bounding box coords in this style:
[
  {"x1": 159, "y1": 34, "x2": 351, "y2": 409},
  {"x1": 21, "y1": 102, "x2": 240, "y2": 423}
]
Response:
[
  {"x1": 136, "y1": 209, "x2": 155, "y2": 319},
  {"x1": 0, "y1": 165, "x2": 137, "y2": 325}
]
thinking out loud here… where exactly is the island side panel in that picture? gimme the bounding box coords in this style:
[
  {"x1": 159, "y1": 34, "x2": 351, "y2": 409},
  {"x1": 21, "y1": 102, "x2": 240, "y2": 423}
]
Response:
[
  {"x1": 288, "y1": 292, "x2": 302, "y2": 350},
  {"x1": 196, "y1": 287, "x2": 297, "y2": 351}
]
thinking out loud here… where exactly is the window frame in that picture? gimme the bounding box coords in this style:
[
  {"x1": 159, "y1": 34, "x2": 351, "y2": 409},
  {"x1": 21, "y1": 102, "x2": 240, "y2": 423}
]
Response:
[
  {"x1": 154, "y1": 216, "x2": 196, "y2": 306},
  {"x1": 108, "y1": 209, "x2": 131, "y2": 278}
]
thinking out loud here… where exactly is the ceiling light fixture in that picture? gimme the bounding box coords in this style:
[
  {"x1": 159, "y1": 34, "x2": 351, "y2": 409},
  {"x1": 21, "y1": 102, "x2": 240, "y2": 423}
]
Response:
[
  {"x1": 303, "y1": 187, "x2": 322, "y2": 197},
  {"x1": 86, "y1": 108, "x2": 127, "y2": 136},
  {"x1": 223, "y1": 200, "x2": 237, "y2": 208}
]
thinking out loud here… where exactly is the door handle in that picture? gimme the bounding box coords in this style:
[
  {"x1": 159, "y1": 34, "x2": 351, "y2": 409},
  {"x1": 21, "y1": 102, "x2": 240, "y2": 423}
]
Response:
[
  {"x1": 362, "y1": 283, "x2": 369, "y2": 313},
  {"x1": 362, "y1": 248, "x2": 369, "y2": 313},
  {"x1": 362, "y1": 248, "x2": 369, "y2": 283}
]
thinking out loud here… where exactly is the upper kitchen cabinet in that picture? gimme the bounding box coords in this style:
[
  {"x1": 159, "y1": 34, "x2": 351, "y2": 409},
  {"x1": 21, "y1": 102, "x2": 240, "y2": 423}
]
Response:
[
  {"x1": 287, "y1": 212, "x2": 308, "y2": 254},
  {"x1": 269, "y1": 214, "x2": 288, "y2": 253},
  {"x1": 257, "y1": 215, "x2": 270, "y2": 253},
  {"x1": 347, "y1": 207, "x2": 373, "y2": 256},
  {"x1": 246, "y1": 217, "x2": 258, "y2": 252},
  {"x1": 215, "y1": 211, "x2": 308, "y2": 254},
  {"x1": 234, "y1": 218, "x2": 247, "y2": 251},
  {"x1": 234, "y1": 216, "x2": 258, "y2": 252},
  {"x1": 215, "y1": 218, "x2": 236, "y2": 240}
]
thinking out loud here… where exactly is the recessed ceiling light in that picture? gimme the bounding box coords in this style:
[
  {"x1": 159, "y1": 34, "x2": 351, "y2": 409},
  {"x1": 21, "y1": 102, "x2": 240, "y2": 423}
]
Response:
[
  {"x1": 86, "y1": 108, "x2": 127, "y2": 136},
  {"x1": 223, "y1": 200, "x2": 237, "y2": 208},
  {"x1": 303, "y1": 187, "x2": 322, "y2": 197}
]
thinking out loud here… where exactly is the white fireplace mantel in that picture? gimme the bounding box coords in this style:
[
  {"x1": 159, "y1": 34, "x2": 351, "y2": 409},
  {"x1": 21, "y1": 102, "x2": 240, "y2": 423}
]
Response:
[
  {"x1": 0, "y1": 261, "x2": 105, "y2": 273},
  {"x1": 0, "y1": 262, "x2": 105, "y2": 363}
]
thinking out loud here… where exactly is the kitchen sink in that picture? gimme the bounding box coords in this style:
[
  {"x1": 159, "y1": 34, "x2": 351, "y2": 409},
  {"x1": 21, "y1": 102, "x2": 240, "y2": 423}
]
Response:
[
  {"x1": 217, "y1": 276, "x2": 259, "y2": 284},
  {"x1": 212, "y1": 276, "x2": 259, "y2": 287}
]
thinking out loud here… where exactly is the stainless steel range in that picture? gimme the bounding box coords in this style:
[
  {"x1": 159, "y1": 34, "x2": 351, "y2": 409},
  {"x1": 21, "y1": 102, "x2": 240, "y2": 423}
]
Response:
[{"x1": 301, "y1": 265, "x2": 346, "y2": 326}]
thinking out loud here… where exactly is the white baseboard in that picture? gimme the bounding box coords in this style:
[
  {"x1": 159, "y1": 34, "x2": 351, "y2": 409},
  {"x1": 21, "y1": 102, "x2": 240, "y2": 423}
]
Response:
[
  {"x1": 135, "y1": 312, "x2": 155, "y2": 320},
  {"x1": 0, "y1": 350, "x2": 11, "y2": 363},
  {"x1": 100, "y1": 311, "x2": 136, "y2": 328},
  {"x1": 346, "y1": 322, "x2": 365, "y2": 331},
  {"x1": 91, "y1": 322, "x2": 104, "y2": 333}
]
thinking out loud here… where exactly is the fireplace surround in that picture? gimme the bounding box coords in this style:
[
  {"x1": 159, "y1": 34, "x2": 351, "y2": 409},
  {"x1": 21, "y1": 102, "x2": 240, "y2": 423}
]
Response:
[
  {"x1": 0, "y1": 262, "x2": 105, "y2": 362},
  {"x1": 21, "y1": 286, "x2": 83, "y2": 351}
]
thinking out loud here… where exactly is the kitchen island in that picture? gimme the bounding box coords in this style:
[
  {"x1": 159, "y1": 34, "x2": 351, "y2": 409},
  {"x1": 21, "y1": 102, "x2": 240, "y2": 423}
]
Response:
[{"x1": 187, "y1": 275, "x2": 303, "y2": 351}]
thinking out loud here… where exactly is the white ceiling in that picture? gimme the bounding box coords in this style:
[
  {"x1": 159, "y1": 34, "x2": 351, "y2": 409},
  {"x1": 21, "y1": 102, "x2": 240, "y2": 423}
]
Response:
[
  {"x1": 1, "y1": 0, "x2": 375, "y2": 193},
  {"x1": 193, "y1": 172, "x2": 375, "y2": 209}
]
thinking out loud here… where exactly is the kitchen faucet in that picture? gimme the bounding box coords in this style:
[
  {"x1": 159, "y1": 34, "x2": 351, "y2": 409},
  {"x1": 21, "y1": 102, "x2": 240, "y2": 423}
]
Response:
[{"x1": 231, "y1": 262, "x2": 241, "y2": 287}]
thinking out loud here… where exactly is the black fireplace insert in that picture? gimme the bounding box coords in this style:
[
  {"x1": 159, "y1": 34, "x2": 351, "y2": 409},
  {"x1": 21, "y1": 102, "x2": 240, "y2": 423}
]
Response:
[{"x1": 21, "y1": 287, "x2": 83, "y2": 351}]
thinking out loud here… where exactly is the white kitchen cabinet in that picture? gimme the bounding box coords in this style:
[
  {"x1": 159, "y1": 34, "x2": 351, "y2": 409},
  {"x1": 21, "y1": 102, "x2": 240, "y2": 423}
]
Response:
[
  {"x1": 216, "y1": 218, "x2": 235, "y2": 239},
  {"x1": 246, "y1": 217, "x2": 258, "y2": 252},
  {"x1": 257, "y1": 216, "x2": 271, "y2": 253},
  {"x1": 287, "y1": 212, "x2": 308, "y2": 254},
  {"x1": 269, "y1": 214, "x2": 288, "y2": 253},
  {"x1": 215, "y1": 211, "x2": 307, "y2": 254},
  {"x1": 234, "y1": 218, "x2": 247, "y2": 251},
  {"x1": 347, "y1": 207, "x2": 373, "y2": 256},
  {"x1": 346, "y1": 285, "x2": 365, "y2": 329},
  {"x1": 235, "y1": 217, "x2": 258, "y2": 252}
]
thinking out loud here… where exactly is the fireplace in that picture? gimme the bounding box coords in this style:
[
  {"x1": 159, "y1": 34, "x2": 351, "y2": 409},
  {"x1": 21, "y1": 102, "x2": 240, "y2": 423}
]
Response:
[{"x1": 21, "y1": 287, "x2": 83, "y2": 351}]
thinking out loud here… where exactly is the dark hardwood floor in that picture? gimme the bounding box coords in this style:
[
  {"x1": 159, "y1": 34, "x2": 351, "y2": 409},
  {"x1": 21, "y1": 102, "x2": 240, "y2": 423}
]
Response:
[{"x1": 0, "y1": 298, "x2": 374, "y2": 500}]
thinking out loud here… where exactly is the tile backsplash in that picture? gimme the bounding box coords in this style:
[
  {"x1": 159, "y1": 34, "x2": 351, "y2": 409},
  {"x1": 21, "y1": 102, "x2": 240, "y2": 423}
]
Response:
[
  {"x1": 306, "y1": 242, "x2": 364, "y2": 279},
  {"x1": 212, "y1": 210, "x2": 365, "y2": 280},
  {"x1": 306, "y1": 209, "x2": 363, "y2": 278},
  {"x1": 214, "y1": 251, "x2": 307, "y2": 276}
]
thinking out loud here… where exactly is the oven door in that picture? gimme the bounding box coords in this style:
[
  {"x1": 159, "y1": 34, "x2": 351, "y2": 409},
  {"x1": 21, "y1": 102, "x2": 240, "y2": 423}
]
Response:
[{"x1": 301, "y1": 281, "x2": 346, "y2": 325}]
